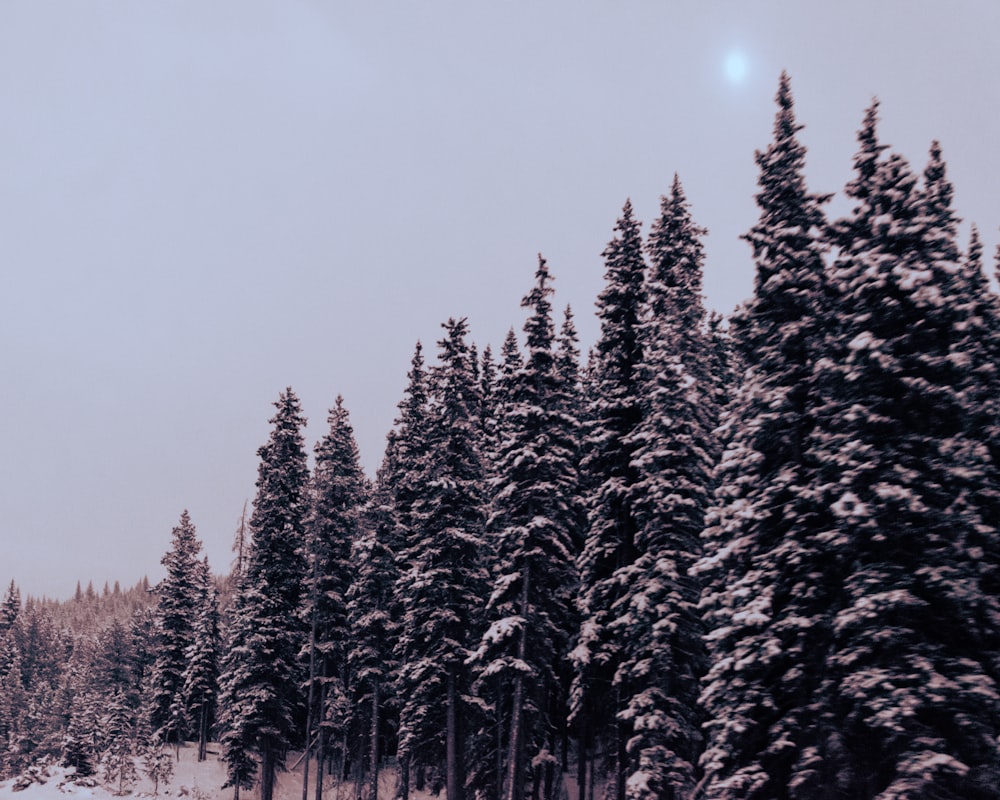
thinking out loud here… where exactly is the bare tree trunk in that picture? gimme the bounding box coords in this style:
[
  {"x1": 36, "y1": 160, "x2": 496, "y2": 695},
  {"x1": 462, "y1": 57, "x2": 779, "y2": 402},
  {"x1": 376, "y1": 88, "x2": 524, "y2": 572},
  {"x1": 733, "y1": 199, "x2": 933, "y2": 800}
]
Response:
[
  {"x1": 261, "y1": 744, "x2": 275, "y2": 800},
  {"x1": 615, "y1": 694, "x2": 626, "y2": 800},
  {"x1": 303, "y1": 601, "x2": 319, "y2": 800},
  {"x1": 197, "y1": 705, "x2": 208, "y2": 762},
  {"x1": 543, "y1": 725, "x2": 555, "y2": 800},
  {"x1": 369, "y1": 682, "x2": 380, "y2": 800},
  {"x1": 399, "y1": 751, "x2": 411, "y2": 800},
  {"x1": 576, "y1": 715, "x2": 588, "y2": 800},
  {"x1": 314, "y1": 714, "x2": 327, "y2": 800},
  {"x1": 447, "y1": 666, "x2": 464, "y2": 800},
  {"x1": 496, "y1": 678, "x2": 505, "y2": 800},
  {"x1": 505, "y1": 563, "x2": 531, "y2": 800}
]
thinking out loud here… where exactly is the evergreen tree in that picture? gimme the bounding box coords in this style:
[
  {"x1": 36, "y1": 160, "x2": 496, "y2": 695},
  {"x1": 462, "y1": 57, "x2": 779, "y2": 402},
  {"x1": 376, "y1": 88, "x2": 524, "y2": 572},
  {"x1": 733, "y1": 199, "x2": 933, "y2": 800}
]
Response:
[
  {"x1": 619, "y1": 176, "x2": 715, "y2": 800},
  {"x1": 396, "y1": 319, "x2": 490, "y2": 800},
  {"x1": 100, "y1": 689, "x2": 138, "y2": 796},
  {"x1": 387, "y1": 342, "x2": 433, "y2": 800},
  {"x1": 472, "y1": 258, "x2": 582, "y2": 800},
  {"x1": 478, "y1": 344, "x2": 500, "y2": 474},
  {"x1": 347, "y1": 463, "x2": 401, "y2": 800},
  {"x1": 697, "y1": 72, "x2": 833, "y2": 798},
  {"x1": 62, "y1": 691, "x2": 99, "y2": 778},
  {"x1": 151, "y1": 510, "x2": 204, "y2": 741},
  {"x1": 183, "y1": 557, "x2": 220, "y2": 762},
  {"x1": 219, "y1": 389, "x2": 310, "y2": 800},
  {"x1": 807, "y1": 108, "x2": 1000, "y2": 798},
  {"x1": 571, "y1": 199, "x2": 647, "y2": 800},
  {"x1": 0, "y1": 581, "x2": 19, "y2": 635},
  {"x1": 302, "y1": 396, "x2": 369, "y2": 789}
]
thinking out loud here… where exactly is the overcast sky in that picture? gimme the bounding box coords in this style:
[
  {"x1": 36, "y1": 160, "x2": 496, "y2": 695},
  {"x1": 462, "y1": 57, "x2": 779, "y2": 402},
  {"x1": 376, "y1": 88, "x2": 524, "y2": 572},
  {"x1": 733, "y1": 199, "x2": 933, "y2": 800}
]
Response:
[{"x1": 2, "y1": 1, "x2": 998, "y2": 599}]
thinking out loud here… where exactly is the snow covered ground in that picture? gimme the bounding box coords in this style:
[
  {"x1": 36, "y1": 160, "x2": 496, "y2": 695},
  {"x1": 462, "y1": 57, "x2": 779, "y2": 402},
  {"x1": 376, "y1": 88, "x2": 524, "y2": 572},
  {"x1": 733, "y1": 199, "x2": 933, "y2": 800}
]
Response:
[
  {"x1": 0, "y1": 746, "x2": 401, "y2": 800},
  {"x1": 0, "y1": 746, "x2": 582, "y2": 800}
]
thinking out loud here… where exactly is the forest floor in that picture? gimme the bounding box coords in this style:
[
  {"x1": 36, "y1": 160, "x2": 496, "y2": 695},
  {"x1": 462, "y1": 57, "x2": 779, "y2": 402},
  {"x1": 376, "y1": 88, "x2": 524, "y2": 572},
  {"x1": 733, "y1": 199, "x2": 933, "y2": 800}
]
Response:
[
  {"x1": 0, "y1": 745, "x2": 403, "y2": 800},
  {"x1": 0, "y1": 746, "x2": 583, "y2": 800}
]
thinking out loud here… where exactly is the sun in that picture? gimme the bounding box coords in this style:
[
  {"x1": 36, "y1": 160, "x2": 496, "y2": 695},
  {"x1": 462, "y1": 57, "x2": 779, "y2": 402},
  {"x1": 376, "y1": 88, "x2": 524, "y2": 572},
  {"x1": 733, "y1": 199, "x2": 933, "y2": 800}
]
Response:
[{"x1": 725, "y1": 50, "x2": 748, "y2": 84}]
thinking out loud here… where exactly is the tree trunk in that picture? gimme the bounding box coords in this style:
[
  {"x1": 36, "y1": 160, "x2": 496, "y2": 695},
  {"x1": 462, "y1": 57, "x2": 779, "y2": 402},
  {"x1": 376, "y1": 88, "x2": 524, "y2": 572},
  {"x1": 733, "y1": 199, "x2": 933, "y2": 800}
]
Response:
[
  {"x1": 314, "y1": 725, "x2": 326, "y2": 800},
  {"x1": 615, "y1": 696, "x2": 626, "y2": 800},
  {"x1": 496, "y1": 678, "x2": 505, "y2": 800},
  {"x1": 261, "y1": 744, "x2": 275, "y2": 800},
  {"x1": 399, "y1": 751, "x2": 411, "y2": 800},
  {"x1": 505, "y1": 563, "x2": 531, "y2": 800},
  {"x1": 370, "y1": 681, "x2": 380, "y2": 800},
  {"x1": 543, "y1": 726, "x2": 555, "y2": 800},
  {"x1": 576, "y1": 719, "x2": 587, "y2": 800},
  {"x1": 198, "y1": 705, "x2": 208, "y2": 762},
  {"x1": 447, "y1": 666, "x2": 464, "y2": 800}
]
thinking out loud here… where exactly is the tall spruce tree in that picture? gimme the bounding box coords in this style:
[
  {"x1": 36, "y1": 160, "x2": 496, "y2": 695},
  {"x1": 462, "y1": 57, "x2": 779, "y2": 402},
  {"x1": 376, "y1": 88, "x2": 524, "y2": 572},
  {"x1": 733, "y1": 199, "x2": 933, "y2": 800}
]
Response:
[
  {"x1": 150, "y1": 510, "x2": 203, "y2": 742},
  {"x1": 347, "y1": 461, "x2": 401, "y2": 800},
  {"x1": 697, "y1": 73, "x2": 833, "y2": 798},
  {"x1": 809, "y1": 107, "x2": 1000, "y2": 798},
  {"x1": 396, "y1": 318, "x2": 489, "y2": 800},
  {"x1": 619, "y1": 176, "x2": 715, "y2": 800},
  {"x1": 219, "y1": 389, "x2": 310, "y2": 800},
  {"x1": 388, "y1": 342, "x2": 433, "y2": 800},
  {"x1": 471, "y1": 258, "x2": 582, "y2": 800},
  {"x1": 0, "y1": 582, "x2": 19, "y2": 636},
  {"x1": 571, "y1": 199, "x2": 647, "y2": 800},
  {"x1": 183, "y1": 557, "x2": 219, "y2": 762},
  {"x1": 302, "y1": 396, "x2": 369, "y2": 792}
]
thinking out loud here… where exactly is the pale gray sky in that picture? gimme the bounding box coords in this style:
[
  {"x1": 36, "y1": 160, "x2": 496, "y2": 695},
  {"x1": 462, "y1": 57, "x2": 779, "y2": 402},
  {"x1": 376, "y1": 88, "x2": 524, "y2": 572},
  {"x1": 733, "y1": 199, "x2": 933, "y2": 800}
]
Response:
[{"x1": 2, "y1": 1, "x2": 998, "y2": 599}]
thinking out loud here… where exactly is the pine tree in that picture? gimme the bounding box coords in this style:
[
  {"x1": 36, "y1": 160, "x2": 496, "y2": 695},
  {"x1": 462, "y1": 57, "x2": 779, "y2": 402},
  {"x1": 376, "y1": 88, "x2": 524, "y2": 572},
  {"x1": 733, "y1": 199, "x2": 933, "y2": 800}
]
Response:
[
  {"x1": 472, "y1": 258, "x2": 582, "y2": 800},
  {"x1": 63, "y1": 690, "x2": 99, "y2": 778},
  {"x1": 807, "y1": 107, "x2": 1000, "y2": 799},
  {"x1": 219, "y1": 389, "x2": 310, "y2": 800},
  {"x1": 183, "y1": 557, "x2": 220, "y2": 762},
  {"x1": 571, "y1": 199, "x2": 647, "y2": 800},
  {"x1": 100, "y1": 689, "x2": 138, "y2": 796},
  {"x1": 387, "y1": 342, "x2": 433, "y2": 800},
  {"x1": 397, "y1": 319, "x2": 490, "y2": 800},
  {"x1": 618, "y1": 176, "x2": 715, "y2": 800},
  {"x1": 151, "y1": 510, "x2": 204, "y2": 742},
  {"x1": 697, "y1": 72, "x2": 833, "y2": 798},
  {"x1": 0, "y1": 581, "x2": 19, "y2": 635},
  {"x1": 302, "y1": 395, "x2": 369, "y2": 790},
  {"x1": 347, "y1": 461, "x2": 401, "y2": 800}
]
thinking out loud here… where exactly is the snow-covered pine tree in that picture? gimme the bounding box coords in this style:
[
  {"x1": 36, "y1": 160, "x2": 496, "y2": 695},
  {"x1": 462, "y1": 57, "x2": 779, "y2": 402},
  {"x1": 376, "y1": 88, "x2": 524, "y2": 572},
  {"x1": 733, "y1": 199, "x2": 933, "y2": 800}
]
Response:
[
  {"x1": 347, "y1": 458, "x2": 401, "y2": 800},
  {"x1": 618, "y1": 175, "x2": 716, "y2": 800},
  {"x1": 150, "y1": 510, "x2": 204, "y2": 742},
  {"x1": 478, "y1": 344, "x2": 500, "y2": 477},
  {"x1": 218, "y1": 389, "x2": 310, "y2": 800},
  {"x1": 136, "y1": 697, "x2": 175, "y2": 796},
  {"x1": 396, "y1": 318, "x2": 490, "y2": 800},
  {"x1": 183, "y1": 557, "x2": 220, "y2": 762},
  {"x1": 0, "y1": 581, "x2": 19, "y2": 635},
  {"x1": 302, "y1": 396, "x2": 369, "y2": 790},
  {"x1": 696, "y1": 72, "x2": 833, "y2": 798},
  {"x1": 471, "y1": 258, "x2": 582, "y2": 800},
  {"x1": 810, "y1": 108, "x2": 1000, "y2": 798},
  {"x1": 387, "y1": 342, "x2": 433, "y2": 800},
  {"x1": 571, "y1": 199, "x2": 647, "y2": 800},
  {"x1": 101, "y1": 688, "x2": 138, "y2": 796}
]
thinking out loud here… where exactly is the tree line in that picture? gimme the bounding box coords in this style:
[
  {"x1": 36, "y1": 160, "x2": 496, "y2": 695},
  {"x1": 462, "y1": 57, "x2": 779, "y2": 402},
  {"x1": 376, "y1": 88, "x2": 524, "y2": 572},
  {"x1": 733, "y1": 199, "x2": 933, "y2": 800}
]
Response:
[{"x1": 2, "y1": 72, "x2": 1000, "y2": 800}]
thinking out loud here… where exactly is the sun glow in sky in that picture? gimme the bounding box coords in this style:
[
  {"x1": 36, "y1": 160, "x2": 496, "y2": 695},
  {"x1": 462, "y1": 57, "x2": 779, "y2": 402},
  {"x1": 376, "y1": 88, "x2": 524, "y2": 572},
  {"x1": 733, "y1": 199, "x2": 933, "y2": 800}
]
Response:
[{"x1": 725, "y1": 50, "x2": 748, "y2": 84}]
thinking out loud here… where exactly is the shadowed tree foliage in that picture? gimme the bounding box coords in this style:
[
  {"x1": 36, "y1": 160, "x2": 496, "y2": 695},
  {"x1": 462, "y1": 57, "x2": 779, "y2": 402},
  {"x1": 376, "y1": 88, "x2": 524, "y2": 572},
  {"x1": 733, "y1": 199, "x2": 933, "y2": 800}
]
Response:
[{"x1": 219, "y1": 389, "x2": 310, "y2": 800}]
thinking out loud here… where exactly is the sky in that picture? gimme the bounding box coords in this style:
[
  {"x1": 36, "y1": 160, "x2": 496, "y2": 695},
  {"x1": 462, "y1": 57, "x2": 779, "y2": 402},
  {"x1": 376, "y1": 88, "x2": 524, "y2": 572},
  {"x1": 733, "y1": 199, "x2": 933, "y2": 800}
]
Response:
[{"x1": 1, "y1": 1, "x2": 998, "y2": 600}]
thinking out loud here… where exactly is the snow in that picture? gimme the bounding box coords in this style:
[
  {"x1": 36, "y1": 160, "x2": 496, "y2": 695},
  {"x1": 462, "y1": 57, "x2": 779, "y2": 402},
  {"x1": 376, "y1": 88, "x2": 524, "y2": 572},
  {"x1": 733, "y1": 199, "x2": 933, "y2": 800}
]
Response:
[{"x1": 0, "y1": 746, "x2": 429, "y2": 800}]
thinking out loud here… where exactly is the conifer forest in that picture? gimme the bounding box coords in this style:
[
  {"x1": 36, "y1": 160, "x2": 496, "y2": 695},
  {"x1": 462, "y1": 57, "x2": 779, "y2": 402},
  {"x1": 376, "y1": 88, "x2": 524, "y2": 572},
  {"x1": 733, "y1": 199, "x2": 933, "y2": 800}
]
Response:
[{"x1": 4, "y1": 74, "x2": 1000, "y2": 800}]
